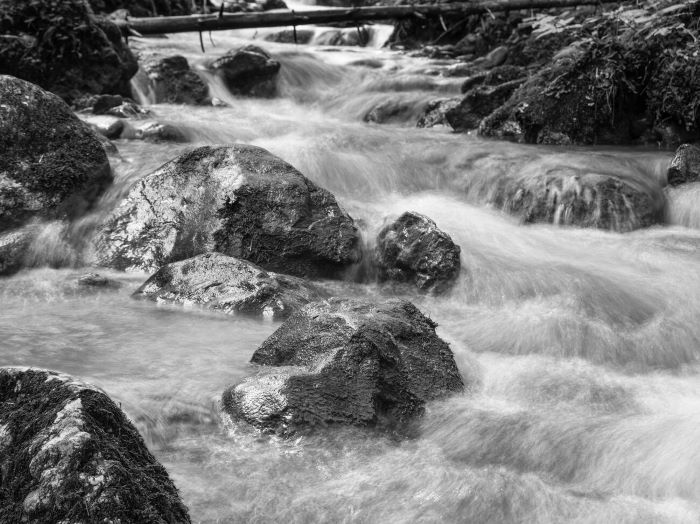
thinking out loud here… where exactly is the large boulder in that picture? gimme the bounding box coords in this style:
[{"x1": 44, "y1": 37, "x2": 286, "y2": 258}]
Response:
[
  {"x1": 375, "y1": 212, "x2": 461, "y2": 293},
  {"x1": 210, "y1": 46, "x2": 281, "y2": 97},
  {"x1": 96, "y1": 145, "x2": 361, "y2": 277},
  {"x1": 0, "y1": 75, "x2": 112, "y2": 255},
  {"x1": 222, "y1": 298, "x2": 464, "y2": 433},
  {"x1": 667, "y1": 144, "x2": 700, "y2": 186},
  {"x1": 137, "y1": 55, "x2": 210, "y2": 105},
  {"x1": 134, "y1": 252, "x2": 325, "y2": 319},
  {"x1": 482, "y1": 169, "x2": 665, "y2": 232},
  {"x1": 0, "y1": 367, "x2": 191, "y2": 523},
  {"x1": 0, "y1": 0, "x2": 138, "y2": 102}
]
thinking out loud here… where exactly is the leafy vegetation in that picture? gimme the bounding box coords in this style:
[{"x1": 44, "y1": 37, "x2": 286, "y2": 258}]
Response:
[{"x1": 0, "y1": 0, "x2": 137, "y2": 102}]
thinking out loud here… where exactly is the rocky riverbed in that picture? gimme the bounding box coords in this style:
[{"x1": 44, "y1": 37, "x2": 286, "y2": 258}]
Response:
[{"x1": 1, "y1": 0, "x2": 699, "y2": 522}]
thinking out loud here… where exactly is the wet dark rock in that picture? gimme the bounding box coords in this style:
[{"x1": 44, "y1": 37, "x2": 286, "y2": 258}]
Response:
[
  {"x1": 0, "y1": 76, "x2": 112, "y2": 233},
  {"x1": 96, "y1": 145, "x2": 361, "y2": 276},
  {"x1": 0, "y1": 0, "x2": 138, "y2": 102},
  {"x1": 222, "y1": 298, "x2": 464, "y2": 433},
  {"x1": 667, "y1": 144, "x2": 700, "y2": 186},
  {"x1": 264, "y1": 29, "x2": 315, "y2": 44},
  {"x1": 447, "y1": 79, "x2": 525, "y2": 132},
  {"x1": 210, "y1": 45, "x2": 281, "y2": 97},
  {"x1": 134, "y1": 252, "x2": 324, "y2": 319},
  {"x1": 77, "y1": 272, "x2": 122, "y2": 289},
  {"x1": 417, "y1": 98, "x2": 461, "y2": 128},
  {"x1": 375, "y1": 212, "x2": 461, "y2": 293},
  {"x1": 485, "y1": 170, "x2": 665, "y2": 232},
  {"x1": 138, "y1": 55, "x2": 210, "y2": 105},
  {"x1": 0, "y1": 367, "x2": 191, "y2": 523}
]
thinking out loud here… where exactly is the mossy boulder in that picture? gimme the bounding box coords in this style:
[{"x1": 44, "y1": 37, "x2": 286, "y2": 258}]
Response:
[
  {"x1": 134, "y1": 252, "x2": 325, "y2": 319},
  {"x1": 447, "y1": 78, "x2": 525, "y2": 132},
  {"x1": 0, "y1": 76, "x2": 112, "y2": 234},
  {"x1": 95, "y1": 145, "x2": 361, "y2": 277},
  {"x1": 0, "y1": 367, "x2": 191, "y2": 523},
  {"x1": 0, "y1": 0, "x2": 138, "y2": 102},
  {"x1": 222, "y1": 298, "x2": 464, "y2": 434}
]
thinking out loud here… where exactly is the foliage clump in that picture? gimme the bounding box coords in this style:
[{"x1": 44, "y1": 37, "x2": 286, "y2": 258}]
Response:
[
  {"x1": 0, "y1": 0, "x2": 137, "y2": 102},
  {"x1": 479, "y1": 0, "x2": 700, "y2": 146}
]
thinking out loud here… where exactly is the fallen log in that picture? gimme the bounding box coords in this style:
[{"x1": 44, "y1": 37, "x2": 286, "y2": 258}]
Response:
[{"x1": 116, "y1": 0, "x2": 622, "y2": 35}]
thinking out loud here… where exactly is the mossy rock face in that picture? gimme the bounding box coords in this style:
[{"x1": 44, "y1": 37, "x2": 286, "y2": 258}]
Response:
[
  {"x1": 448, "y1": 79, "x2": 525, "y2": 132},
  {"x1": 0, "y1": 76, "x2": 112, "y2": 233},
  {"x1": 375, "y1": 212, "x2": 461, "y2": 294},
  {"x1": 0, "y1": 367, "x2": 191, "y2": 523},
  {"x1": 0, "y1": 0, "x2": 137, "y2": 102},
  {"x1": 223, "y1": 298, "x2": 465, "y2": 434},
  {"x1": 95, "y1": 145, "x2": 361, "y2": 277},
  {"x1": 667, "y1": 144, "x2": 700, "y2": 187},
  {"x1": 134, "y1": 252, "x2": 326, "y2": 319}
]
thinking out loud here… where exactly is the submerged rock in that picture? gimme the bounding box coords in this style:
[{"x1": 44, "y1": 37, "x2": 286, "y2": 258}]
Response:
[
  {"x1": 82, "y1": 114, "x2": 125, "y2": 139},
  {"x1": 375, "y1": 212, "x2": 461, "y2": 293},
  {"x1": 0, "y1": 367, "x2": 191, "y2": 523},
  {"x1": 134, "y1": 252, "x2": 324, "y2": 319},
  {"x1": 486, "y1": 170, "x2": 665, "y2": 232},
  {"x1": 667, "y1": 144, "x2": 700, "y2": 186},
  {"x1": 210, "y1": 45, "x2": 281, "y2": 97},
  {"x1": 0, "y1": 76, "x2": 112, "y2": 233},
  {"x1": 223, "y1": 298, "x2": 464, "y2": 433},
  {"x1": 96, "y1": 145, "x2": 361, "y2": 277},
  {"x1": 138, "y1": 55, "x2": 210, "y2": 105}
]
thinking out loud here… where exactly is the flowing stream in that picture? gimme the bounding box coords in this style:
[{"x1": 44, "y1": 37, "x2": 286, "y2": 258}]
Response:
[{"x1": 2, "y1": 24, "x2": 700, "y2": 524}]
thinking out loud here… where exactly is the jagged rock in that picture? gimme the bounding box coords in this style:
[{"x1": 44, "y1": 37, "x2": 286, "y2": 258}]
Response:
[
  {"x1": 667, "y1": 144, "x2": 700, "y2": 186},
  {"x1": 210, "y1": 46, "x2": 281, "y2": 97},
  {"x1": 134, "y1": 252, "x2": 324, "y2": 319},
  {"x1": 375, "y1": 212, "x2": 461, "y2": 293},
  {"x1": 417, "y1": 98, "x2": 461, "y2": 128},
  {"x1": 222, "y1": 298, "x2": 464, "y2": 433},
  {"x1": 96, "y1": 145, "x2": 361, "y2": 276},
  {"x1": 0, "y1": 1, "x2": 137, "y2": 102},
  {"x1": 0, "y1": 367, "x2": 191, "y2": 523},
  {"x1": 483, "y1": 169, "x2": 665, "y2": 232},
  {"x1": 447, "y1": 79, "x2": 525, "y2": 132},
  {"x1": 0, "y1": 76, "x2": 112, "y2": 233},
  {"x1": 138, "y1": 55, "x2": 210, "y2": 105}
]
